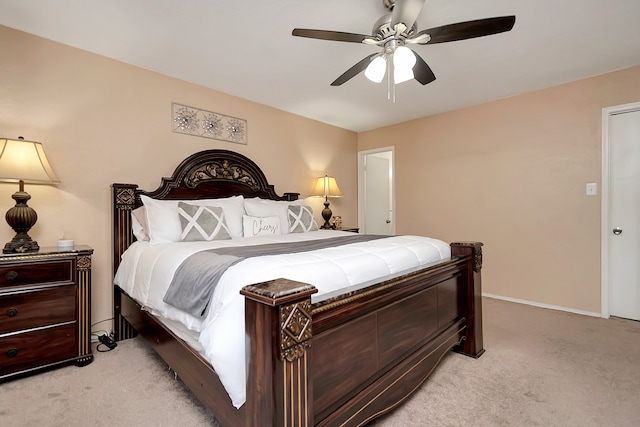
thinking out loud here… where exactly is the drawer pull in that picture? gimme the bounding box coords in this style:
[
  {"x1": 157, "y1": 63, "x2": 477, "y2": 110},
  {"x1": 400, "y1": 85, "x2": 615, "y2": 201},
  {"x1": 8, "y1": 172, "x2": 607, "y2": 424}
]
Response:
[
  {"x1": 6, "y1": 348, "x2": 18, "y2": 358},
  {"x1": 6, "y1": 307, "x2": 18, "y2": 317},
  {"x1": 5, "y1": 270, "x2": 18, "y2": 281}
]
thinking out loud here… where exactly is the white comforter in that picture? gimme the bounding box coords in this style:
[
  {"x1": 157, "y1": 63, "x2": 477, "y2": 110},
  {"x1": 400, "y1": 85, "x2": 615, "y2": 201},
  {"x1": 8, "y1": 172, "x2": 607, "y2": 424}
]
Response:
[{"x1": 115, "y1": 230, "x2": 451, "y2": 408}]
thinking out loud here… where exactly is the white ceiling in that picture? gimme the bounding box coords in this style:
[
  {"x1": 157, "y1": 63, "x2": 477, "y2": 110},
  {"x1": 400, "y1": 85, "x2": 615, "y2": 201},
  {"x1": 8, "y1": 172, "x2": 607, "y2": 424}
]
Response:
[{"x1": 1, "y1": 0, "x2": 639, "y2": 132}]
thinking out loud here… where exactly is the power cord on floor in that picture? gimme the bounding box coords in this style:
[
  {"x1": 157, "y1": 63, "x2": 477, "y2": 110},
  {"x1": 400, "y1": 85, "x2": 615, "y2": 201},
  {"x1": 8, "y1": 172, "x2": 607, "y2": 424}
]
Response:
[{"x1": 96, "y1": 333, "x2": 117, "y2": 352}]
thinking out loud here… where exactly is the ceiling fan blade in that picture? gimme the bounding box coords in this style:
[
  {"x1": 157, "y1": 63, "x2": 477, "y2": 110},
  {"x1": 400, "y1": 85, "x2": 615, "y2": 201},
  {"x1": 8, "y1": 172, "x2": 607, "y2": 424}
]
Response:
[
  {"x1": 391, "y1": 0, "x2": 426, "y2": 29},
  {"x1": 292, "y1": 28, "x2": 371, "y2": 43},
  {"x1": 415, "y1": 15, "x2": 516, "y2": 44},
  {"x1": 331, "y1": 54, "x2": 378, "y2": 86},
  {"x1": 413, "y1": 53, "x2": 436, "y2": 85}
]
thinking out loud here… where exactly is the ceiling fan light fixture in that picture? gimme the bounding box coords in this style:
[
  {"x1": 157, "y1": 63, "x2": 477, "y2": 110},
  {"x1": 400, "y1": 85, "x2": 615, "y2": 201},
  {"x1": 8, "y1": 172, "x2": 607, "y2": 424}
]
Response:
[
  {"x1": 365, "y1": 55, "x2": 387, "y2": 83},
  {"x1": 292, "y1": 2, "x2": 516, "y2": 91},
  {"x1": 391, "y1": 45, "x2": 415, "y2": 84},
  {"x1": 392, "y1": 45, "x2": 416, "y2": 70},
  {"x1": 394, "y1": 66, "x2": 414, "y2": 84}
]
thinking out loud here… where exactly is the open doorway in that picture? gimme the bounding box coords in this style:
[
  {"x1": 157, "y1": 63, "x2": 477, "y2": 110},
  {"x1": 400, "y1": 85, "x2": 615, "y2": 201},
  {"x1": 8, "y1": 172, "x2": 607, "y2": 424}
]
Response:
[
  {"x1": 358, "y1": 147, "x2": 395, "y2": 235},
  {"x1": 602, "y1": 101, "x2": 640, "y2": 320}
]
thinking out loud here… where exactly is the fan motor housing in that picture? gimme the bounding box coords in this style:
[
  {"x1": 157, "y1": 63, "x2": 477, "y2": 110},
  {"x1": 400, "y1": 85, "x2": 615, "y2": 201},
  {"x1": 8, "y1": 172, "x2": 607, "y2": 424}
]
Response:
[{"x1": 372, "y1": 14, "x2": 416, "y2": 41}]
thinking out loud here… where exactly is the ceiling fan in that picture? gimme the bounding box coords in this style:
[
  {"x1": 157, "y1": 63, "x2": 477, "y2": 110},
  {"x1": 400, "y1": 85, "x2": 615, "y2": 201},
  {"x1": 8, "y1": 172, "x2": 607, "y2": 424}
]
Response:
[{"x1": 292, "y1": 0, "x2": 515, "y2": 88}]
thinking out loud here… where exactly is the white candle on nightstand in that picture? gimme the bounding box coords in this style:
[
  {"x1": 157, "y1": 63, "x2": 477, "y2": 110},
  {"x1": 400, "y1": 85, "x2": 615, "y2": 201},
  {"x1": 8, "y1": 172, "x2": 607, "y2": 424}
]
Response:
[{"x1": 57, "y1": 239, "x2": 74, "y2": 250}]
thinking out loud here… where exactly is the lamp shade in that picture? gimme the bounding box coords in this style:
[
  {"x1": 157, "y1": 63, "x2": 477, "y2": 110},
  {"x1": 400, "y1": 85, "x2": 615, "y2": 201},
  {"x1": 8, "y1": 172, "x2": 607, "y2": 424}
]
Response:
[
  {"x1": 393, "y1": 46, "x2": 416, "y2": 70},
  {"x1": 311, "y1": 175, "x2": 342, "y2": 198},
  {"x1": 393, "y1": 46, "x2": 416, "y2": 84},
  {"x1": 365, "y1": 56, "x2": 387, "y2": 83},
  {"x1": 0, "y1": 138, "x2": 60, "y2": 184},
  {"x1": 394, "y1": 66, "x2": 414, "y2": 84}
]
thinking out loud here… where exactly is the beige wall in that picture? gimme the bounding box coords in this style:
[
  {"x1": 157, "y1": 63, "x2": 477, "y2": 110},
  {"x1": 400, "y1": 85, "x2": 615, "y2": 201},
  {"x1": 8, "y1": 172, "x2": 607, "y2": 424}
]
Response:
[
  {"x1": 4, "y1": 23, "x2": 639, "y2": 326},
  {"x1": 0, "y1": 25, "x2": 357, "y2": 332},
  {"x1": 359, "y1": 65, "x2": 640, "y2": 314}
]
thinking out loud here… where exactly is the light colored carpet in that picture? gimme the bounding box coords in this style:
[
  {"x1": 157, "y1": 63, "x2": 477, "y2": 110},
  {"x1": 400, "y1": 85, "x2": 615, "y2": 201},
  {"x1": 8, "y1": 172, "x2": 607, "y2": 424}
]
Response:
[
  {"x1": 0, "y1": 335, "x2": 219, "y2": 427},
  {"x1": 371, "y1": 298, "x2": 640, "y2": 427},
  {"x1": 1, "y1": 297, "x2": 639, "y2": 427}
]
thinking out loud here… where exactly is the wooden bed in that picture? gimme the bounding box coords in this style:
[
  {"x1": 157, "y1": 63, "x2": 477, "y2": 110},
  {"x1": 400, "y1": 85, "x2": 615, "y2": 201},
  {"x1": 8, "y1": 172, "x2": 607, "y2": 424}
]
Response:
[{"x1": 111, "y1": 149, "x2": 484, "y2": 427}]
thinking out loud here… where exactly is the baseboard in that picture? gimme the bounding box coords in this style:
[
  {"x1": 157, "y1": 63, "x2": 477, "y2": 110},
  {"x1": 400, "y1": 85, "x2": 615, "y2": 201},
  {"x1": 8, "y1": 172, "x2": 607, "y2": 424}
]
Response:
[{"x1": 482, "y1": 293, "x2": 602, "y2": 318}]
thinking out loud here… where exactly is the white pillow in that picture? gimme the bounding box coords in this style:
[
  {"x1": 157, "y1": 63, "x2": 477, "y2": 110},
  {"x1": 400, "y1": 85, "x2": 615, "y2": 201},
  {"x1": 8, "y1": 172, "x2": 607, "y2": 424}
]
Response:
[
  {"x1": 178, "y1": 202, "x2": 232, "y2": 241},
  {"x1": 288, "y1": 205, "x2": 319, "y2": 233},
  {"x1": 242, "y1": 215, "x2": 282, "y2": 237},
  {"x1": 131, "y1": 206, "x2": 149, "y2": 241},
  {"x1": 243, "y1": 198, "x2": 303, "y2": 234},
  {"x1": 140, "y1": 195, "x2": 245, "y2": 244}
]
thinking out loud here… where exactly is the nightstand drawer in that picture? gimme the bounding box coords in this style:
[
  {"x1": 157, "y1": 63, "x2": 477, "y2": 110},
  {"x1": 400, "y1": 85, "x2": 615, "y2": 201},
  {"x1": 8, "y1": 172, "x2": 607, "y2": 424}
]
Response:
[
  {"x1": 0, "y1": 287, "x2": 76, "y2": 334},
  {"x1": 0, "y1": 322, "x2": 76, "y2": 377},
  {"x1": 0, "y1": 259, "x2": 74, "y2": 288}
]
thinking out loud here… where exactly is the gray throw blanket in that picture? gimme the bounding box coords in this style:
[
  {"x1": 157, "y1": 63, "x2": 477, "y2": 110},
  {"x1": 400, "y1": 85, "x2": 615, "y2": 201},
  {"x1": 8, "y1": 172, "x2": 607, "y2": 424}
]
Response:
[{"x1": 163, "y1": 234, "x2": 388, "y2": 317}]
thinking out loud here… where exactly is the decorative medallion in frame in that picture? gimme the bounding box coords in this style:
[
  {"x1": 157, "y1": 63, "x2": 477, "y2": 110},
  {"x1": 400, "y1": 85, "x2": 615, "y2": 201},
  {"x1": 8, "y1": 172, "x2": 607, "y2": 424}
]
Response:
[{"x1": 171, "y1": 103, "x2": 248, "y2": 145}]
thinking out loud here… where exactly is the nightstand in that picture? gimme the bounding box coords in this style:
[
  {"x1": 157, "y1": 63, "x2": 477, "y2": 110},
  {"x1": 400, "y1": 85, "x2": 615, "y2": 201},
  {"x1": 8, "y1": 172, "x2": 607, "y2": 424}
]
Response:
[
  {"x1": 339, "y1": 227, "x2": 359, "y2": 233},
  {"x1": 0, "y1": 245, "x2": 93, "y2": 380}
]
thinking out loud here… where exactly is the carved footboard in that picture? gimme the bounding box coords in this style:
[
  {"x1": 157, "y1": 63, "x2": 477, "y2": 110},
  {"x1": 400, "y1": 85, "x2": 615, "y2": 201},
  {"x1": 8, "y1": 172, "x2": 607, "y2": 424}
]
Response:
[{"x1": 241, "y1": 242, "x2": 483, "y2": 427}]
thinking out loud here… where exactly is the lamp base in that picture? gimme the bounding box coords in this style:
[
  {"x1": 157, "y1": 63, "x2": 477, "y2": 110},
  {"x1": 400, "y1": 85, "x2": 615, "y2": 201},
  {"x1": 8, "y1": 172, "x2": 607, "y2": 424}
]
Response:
[
  {"x1": 4, "y1": 188, "x2": 40, "y2": 254},
  {"x1": 320, "y1": 199, "x2": 334, "y2": 230},
  {"x1": 4, "y1": 235, "x2": 39, "y2": 253}
]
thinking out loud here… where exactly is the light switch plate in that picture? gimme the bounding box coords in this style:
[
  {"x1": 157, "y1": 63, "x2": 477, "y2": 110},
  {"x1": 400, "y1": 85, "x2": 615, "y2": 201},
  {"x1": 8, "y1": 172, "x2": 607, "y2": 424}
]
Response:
[{"x1": 586, "y1": 183, "x2": 597, "y2": 195}]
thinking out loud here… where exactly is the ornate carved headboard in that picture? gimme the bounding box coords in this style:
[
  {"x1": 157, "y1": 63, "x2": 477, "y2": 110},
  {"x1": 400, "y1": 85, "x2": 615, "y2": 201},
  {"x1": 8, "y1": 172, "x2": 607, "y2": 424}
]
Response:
[{"x1": 112, "y1": 149, "x2": 299, "y2": 274}]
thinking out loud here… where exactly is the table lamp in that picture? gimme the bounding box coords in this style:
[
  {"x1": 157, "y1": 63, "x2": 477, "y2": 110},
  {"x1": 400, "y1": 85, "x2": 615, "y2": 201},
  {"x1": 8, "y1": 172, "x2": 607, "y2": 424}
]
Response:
[
  {"x1": 311, "y1": 175, "x2": 342, "y2": 229},
  {"x1": 0, "y1": 137, "x2": 60, "y2": 253}
]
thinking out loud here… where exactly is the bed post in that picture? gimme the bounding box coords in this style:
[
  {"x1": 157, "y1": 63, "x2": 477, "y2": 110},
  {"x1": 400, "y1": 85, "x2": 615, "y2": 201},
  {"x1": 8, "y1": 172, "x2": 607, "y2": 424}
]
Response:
[
  {"x1": 112, "y1": 183, "x2": 139, "y2": 341},
  {"x1": 241, "y1": 279, "x2": 318, "y2": 427},
  {"x1": 450, "y1": 241, "x2": 485, "y2": 358}
]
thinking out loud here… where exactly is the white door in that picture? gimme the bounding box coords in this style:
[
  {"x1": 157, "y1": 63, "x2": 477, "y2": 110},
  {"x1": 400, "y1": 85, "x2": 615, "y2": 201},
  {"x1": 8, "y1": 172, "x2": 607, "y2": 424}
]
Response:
[
  {"x1": 604, "y1": 104, "x2": 640, "y2": 320},
  {"x1": 358, "y1": 148, "x2": 394, "y2": 235}
]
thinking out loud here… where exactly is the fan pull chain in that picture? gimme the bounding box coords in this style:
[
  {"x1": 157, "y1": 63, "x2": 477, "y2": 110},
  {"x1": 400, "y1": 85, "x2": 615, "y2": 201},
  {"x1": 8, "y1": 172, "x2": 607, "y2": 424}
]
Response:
[{"x1": 387, "y1": 58, "x2": 396, "y2": 103}]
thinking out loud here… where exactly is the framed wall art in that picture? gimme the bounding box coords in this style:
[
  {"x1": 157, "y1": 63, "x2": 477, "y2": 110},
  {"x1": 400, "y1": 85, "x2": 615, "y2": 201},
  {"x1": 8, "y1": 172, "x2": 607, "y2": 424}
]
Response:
[{"x1": 171, "y1": 103, "x2": 248, "y2": 145}]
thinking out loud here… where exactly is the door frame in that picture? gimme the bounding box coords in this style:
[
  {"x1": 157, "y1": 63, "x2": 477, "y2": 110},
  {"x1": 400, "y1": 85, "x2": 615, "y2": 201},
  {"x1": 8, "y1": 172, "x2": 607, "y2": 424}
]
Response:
[
  {"x1": 601, "y1": 101, "x2": 640, "y2": 318},
  {"x1": 358, "y1": 146, "x2": 395, "y2": 235}
]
